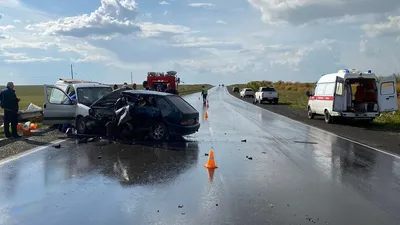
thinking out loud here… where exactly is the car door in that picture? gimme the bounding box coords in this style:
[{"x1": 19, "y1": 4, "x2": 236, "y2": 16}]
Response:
[
  {"x1": 378, "y1": 75, "x2": 398, "y2": 112},
  {"x1": 132, "y1": 95, "x2": 160, "y2": 130},
  {"x1": 43, "y1": 85, "x2": 76, "y2": 125},
  {"x1": 333, "y1": 77, "x2": 345, "y2": 113}
]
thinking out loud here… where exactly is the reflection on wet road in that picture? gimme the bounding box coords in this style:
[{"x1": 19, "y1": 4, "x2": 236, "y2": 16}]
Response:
[{"x1": 1, "y1": 87, "x2": 400, "y2": 225}]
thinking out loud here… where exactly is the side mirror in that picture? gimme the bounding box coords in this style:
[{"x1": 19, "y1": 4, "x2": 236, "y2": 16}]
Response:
[{"x1": 70, "y1": 99, "x2": 77, "y2": 105}]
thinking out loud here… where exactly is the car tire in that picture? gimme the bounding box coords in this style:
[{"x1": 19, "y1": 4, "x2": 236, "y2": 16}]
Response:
[
  {"x1": 76, "y1": 116, "x2": 87, "y2": 134},
  {"x1": 149, "y1": 122, "x2": 168, "y2": 141},
  {"x1": 324, "y1": 110, "x2": 332, "y2": 124},
  {"x1": 308, "y1": 107, "x2": 315, "y2": 119}
]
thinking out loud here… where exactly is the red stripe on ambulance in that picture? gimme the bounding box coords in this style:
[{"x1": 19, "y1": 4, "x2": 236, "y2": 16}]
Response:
[{"x1": 309, "y1": 96, "x2": 334, "y2": 101}]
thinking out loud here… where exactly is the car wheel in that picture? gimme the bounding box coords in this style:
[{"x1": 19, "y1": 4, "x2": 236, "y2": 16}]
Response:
[
  {"x1": 76, "y1": 117, "x2": 87, "y2": 134},
  {"x1": 308, "y1": 107, "x2": 315, "y2": 119},
  {"x1": 149, "y1": 122, "x2": 168, "y2": 141},
  {"x1": 324, "y1": 110, "x2": 332, "y2": 124}
]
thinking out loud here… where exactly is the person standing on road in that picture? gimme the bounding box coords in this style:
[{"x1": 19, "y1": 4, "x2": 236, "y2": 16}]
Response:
[
  {"x1": 201, "y1": 85, "x2": 208, "y2": 103},
  {"x1": 132, "y1": 83, "x2": 137, "y2": 90},
  {"x1": 143, "y1": 81, "x2": 150, "y2": 90},
  {"x1": 1, "y1": 82, "x2": 21, "y2": 138}
]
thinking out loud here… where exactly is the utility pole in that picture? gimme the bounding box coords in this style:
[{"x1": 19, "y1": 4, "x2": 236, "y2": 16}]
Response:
[
  {"x1": 70, "y1": 64, "x2": 74, "y2": 79},
  {"x1": 130, "y1": 72, "x2": 133, "y2": 84}
]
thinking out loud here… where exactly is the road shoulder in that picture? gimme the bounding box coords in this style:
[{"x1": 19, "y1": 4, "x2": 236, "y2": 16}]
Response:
[
  {"x1": 0, "y1": 129, "x2": 66, "y2": 161},
  {"x1": 228, "y1": 89, "x2": 400, "y2": 156}
]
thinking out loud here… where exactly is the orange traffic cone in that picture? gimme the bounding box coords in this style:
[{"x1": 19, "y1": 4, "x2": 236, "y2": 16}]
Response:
[
  {"x1": 207, "y1": 168, "x2": 215, "y2": 184},
  {"x1": 204, "y1": 150, "x2": 218, "y2": 169},
  {"x1": 204, "y1": 111, "x2": 208, "y2": 119}
]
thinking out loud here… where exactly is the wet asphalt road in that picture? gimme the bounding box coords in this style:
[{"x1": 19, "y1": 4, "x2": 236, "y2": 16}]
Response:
[{"x1": 1, "y1": 87, "x2": 400, "y2": 225}]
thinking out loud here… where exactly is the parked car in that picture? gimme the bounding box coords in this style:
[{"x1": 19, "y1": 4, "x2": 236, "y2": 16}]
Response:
[
  {"x1": 85, "y1": 90, "x2": 200, "y2": 140},
  {"x1": 232, "y1": 86, "x2": 239, "y2": 93},
  {"x1": 43, "y1": 79, "x2": 113, "y2": 134},
  {"x1": 255, "y1": 87, "x2": 279, "y2": 104},
  {"x1": 240, "y1": 88, "x2": 254, "y2": 98}
]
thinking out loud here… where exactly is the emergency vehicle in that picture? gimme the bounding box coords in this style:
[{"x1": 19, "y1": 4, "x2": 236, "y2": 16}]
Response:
[
  {"x1": 306, "y1": 69, "x2": 398, "y2": 123},
  {"x1": 147, "y1": 71, "x2": 180, "y2": 91}
]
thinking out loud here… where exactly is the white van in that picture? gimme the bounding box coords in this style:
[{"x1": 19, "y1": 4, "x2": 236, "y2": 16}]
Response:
[
  {"x1": 43, "y1": 78, "x2": 113, "y2": 133},
  {"x1": 306, "y1": 69, "x2": 398, "y2": 123}
]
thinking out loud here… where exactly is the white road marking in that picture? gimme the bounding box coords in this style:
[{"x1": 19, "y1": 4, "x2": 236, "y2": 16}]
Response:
[
  {"x1": 0, "y1": 139, "x2": 66, "y2": 166},
  {"x1": 226, "y1": 89, "x2": 400, "y2": 159}
]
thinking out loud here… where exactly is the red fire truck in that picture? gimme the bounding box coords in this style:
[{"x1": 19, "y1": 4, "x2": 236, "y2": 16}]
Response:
[{"x1": 147, "y1": 71, "x2": 181, "y2": 91}]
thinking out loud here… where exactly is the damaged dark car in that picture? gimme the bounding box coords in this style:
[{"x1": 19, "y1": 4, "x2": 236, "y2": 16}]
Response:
[{"x1": 84, "y1": 90, "x2": 200, "y2": 141}]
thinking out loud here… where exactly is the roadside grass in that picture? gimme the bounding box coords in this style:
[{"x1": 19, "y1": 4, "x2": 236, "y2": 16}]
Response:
[
  {"x1": 229, "y1": 81, "x2": 400, "y2": 126},
  {"x1": 0, "y1": 84, "x2": 212, "y2": 138}
]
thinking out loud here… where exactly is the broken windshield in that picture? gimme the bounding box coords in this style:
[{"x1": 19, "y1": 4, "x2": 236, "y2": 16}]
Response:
[{"x1": 77, "y1": 87, "x2": 113, "y2": 106}]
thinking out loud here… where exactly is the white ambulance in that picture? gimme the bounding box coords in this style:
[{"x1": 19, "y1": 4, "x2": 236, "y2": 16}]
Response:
[{"x1": 306, "y1": 69, "x2": 398, "y2": 123}]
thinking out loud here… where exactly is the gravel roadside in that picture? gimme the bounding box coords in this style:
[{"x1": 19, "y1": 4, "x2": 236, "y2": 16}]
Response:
[
  {"x1": 0, "y1": 129, "x2": 66, "y2": 161},
  {"x1": 228, "y1": 89, "x2": 400, "y2": 156}
]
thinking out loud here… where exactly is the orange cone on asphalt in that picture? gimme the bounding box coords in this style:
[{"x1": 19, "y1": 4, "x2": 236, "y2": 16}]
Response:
[
  {"x1": 204, "y1": 150, "x2": 218, "y2": 169},
  {"x1": 204, "y1": 111, "x2": 209, "y2": 119},
  {"x1": 207, "y1": 168, "x2": 215, "y2": 184}
]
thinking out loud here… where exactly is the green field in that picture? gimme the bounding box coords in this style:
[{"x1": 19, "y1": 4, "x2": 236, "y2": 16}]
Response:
[
  {"x1": 230, "y1": 81, "x2": 400, "y2": 126},
  {"x1": 0, "y1": 84, "x2": 212, "y2": 138}
]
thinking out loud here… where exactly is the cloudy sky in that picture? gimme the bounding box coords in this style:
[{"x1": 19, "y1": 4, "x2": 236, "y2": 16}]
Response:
[{"x1": 0, "y1": 0, "x2": 399, "y2": 85}]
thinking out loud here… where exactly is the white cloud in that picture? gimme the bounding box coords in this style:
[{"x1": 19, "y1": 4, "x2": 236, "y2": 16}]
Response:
[
  {"x1": 0, "y1": 25, "x2": 15, "y2": 31},
  {"x1": 216, "y1": 20, "x2": 227, "y2": 24},
  {"x1": 159, "y1": 1, "x2": 169, "y2": 5},
  {"x1": 0, "y1": 49, "x2": 63, "y2": 63},
  {"x1": 25, "y1": 0, "x2": 140, "y2": 38},
  {"x1": 248, "y1": 0, "x2": 400, "y2": 25},
  {"x1": 171, "y1": 36, "x2": 239, "y2": 48},
  {"x1": 188, "y1": 3, "x2": 215, "y2": 7},
  {"x1": 362, "y1": 16, "x2": 400, "y2": 38},
  {"x1": 13, "y1": 19, "x2": 21, "y2": 23},
  {"x1": 359, "y1": 39, "x2": 381, "y2": 57},
  {"x1": 164, "y1": 11, "x2": 168, "y2": 16},
  {"x1": 138, "y1": 22, "x2": 191, "y2": 37}
]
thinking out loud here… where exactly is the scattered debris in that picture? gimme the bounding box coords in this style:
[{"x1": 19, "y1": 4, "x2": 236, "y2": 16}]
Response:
[
  {"x1": 181, "y1": 212, "x2": 185, "y2": 215},
  {"x1": 98, "y1": 155, "x2": 102, "y2": 159},
  {"x1": 215, "y1": 204, "x2": 218, "y2": 206},
  {"x1": 269, "y1": 204, "x2": 273, "y2": 208},
  {"x1": 157, "y1": 210, "x2": 159, "y2": 213},
  {"x1": 248, "y1": 157, "x2": 253, "y2": 160},
  {"x1": 262, "y1": 152, "x2": 266, "y2": 154},
  {"x1": 287, "y1": 204, "x2": 289, "y2": 206},
  {"x1": 53, "y1": 144, "x2": 61, "y2": 149},
  {"x1": 205, "y1": 153, "x2": 209, "y2": 156},
  {"x1": 241, "y1": 139, "x2": 247, "y2": 142},
  {"x1": 178, "y1": 205, "x2": 184, "y2": 208}
]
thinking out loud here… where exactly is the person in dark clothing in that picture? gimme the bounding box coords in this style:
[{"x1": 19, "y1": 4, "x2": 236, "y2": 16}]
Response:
[
  {"x1": 132, "y1": 83, "x2": 137, "y2": 90},
  {"x1": 1, "y1": 82, "x2": 21, "y2": 138},
  {"x1": 143, "y1": 81, "x2": 150, "y2": 90},
  {"x1": 165, "y1": 83, "x2": 179, "y2": 95},
  {"x1": 122, "y1": 82, "x2": 132, "y2": 90},
  {"x1": 113, "y1": 84, "x2": 118, "y2": 90}
]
